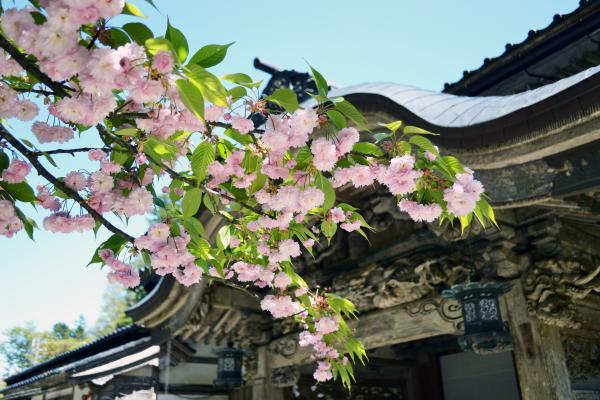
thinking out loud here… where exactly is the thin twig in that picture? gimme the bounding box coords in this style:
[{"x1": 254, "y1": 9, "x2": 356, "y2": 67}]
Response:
[
  {"x1": 32, "y1": 147, "x2": 110, "y2": 156},
  {"x1": 0, "y1": 124, "x2": 135, "y2": 242},
  {"x1": 12, "y1": 87, "x2": 56, "y2": 96}
]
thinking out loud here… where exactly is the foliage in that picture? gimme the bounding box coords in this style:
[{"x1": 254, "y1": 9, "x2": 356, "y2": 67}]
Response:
[
  {"x1": 0, "y1": 0, "x2": 496, "y2": 388},
  {"x1": 0, "y1": 285, "x2": 140, "y2": 376},
  {"x1": 0, "y1": 320, "x2": 89, "y2": 376}
]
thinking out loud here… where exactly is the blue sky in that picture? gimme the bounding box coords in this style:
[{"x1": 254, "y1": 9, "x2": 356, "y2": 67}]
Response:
[{"x1": 0, "y1": 0, "x2": 580, "y2": 375}]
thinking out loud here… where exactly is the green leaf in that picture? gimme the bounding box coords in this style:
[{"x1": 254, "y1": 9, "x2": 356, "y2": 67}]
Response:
[
  {"x1": 191, "y1": 141, "x2": 215, "y2": 183},
  {"x1": 404, "y1": 125, "x2": 438, "y2": 135},
  {"x1": 441, "y1": 156, "x2": 463, "y2": 173},
  {"x1": 165, "y1": 18, "x2": 189, "y2": 63},
  {"x1": 321, "y1": 219, "x2": 337, "y2": 238},
  {"x1": 266, "y1": 88, "x2": 299, "y2": 113},
  {"x1": 314, "y1": 173, "x2": 335, "y2": 212},
  {"x1": 114, "y1": 128, "x2": 138, "y2": 136},
  {"x1": 228, "y1": 86, "x2": 247, "y2": 100},
  {"x1": 248, "y1": 172, "x2": 267, "y2": 194},
  {"x1": 141, "y1": 250, "x2": 152, "y2": 267},
  {"x1": 478, "y1": 198, "x2": 498, "y2": 229},
  {"x1": 326, "y1": 109, "x2": 346, "y2": 129},
  {"x1": 42, "y1": 153, "x2": 58, "y2": 168},
  {"x1": 308, "y1": 64, "x2": 328, "y2": 97},
  {"x1": 1, "y1": 181, "x2": 36, "y2": 202},
  {"x1": 122, "y1": 22, "x2": 154, "y2": 45},
  {"x1": 216, "y1": 225, "x2": 231, "y2": 250},
  {"x1": 145, "y1": 37, "x2": 176, "y2": 56},
  {"x1": 224, "y1": 128, "x2": 253, "y2": 145},
  {"x1": 186, "y1": 65, "x2": 229, "y2": 107},
  {"x1": 335, "y1": 100, "x2": 368, "y2": 130},
  {"x1": 379, "y1": 120, "x2": 403, "y2": 134},
  {"x1": 182, "y1": 188, "x2": 202, "y2": 218},
  {"x1": 14, "y1": 206, "x2": 36, "y2": 240},
  {"x1": 176, "y1": 79, "x2": 204, "y2": 120},
  {"x1": 122, "y1": 2, "x2": 145, "y2": 17},
  {"x1": 409, "y1": 135, "x2": 439, "y2": 156},
  {"x1": 352, "y1": 142, "x2": 383, "y2": 157},
  {"x1": 184, "y1": 217, "x2": 205, "y2": 241},
  {"x1": 221, "y1": 73, "x2": 252, "y2": 85},
  {"x1": 106, "y1": 28, "x2": 131, "y2": 47},
  {"x1": 397, "y1": 140, "x2": 412, "y2": 154},
  {"x1": 295, "y1": 146, "x2": 313, "y2": 168},
  {"x1": 88, "y1": 234, "x2": 128, "y2": 265},
  {"x1": 189, "y1": 43, "x2": 234, "y2": 68}
]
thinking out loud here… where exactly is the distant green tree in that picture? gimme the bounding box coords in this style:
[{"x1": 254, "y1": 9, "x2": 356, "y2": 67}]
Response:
[
  {"x1": 0, "y1": 320, "x2": 89, "y2": 376},
  {"x1": 92, "y1": 284, "x2": 140, "y2": 337},
  {"x1": 1, "y1": 284, "x2": 144, "y2": 376}
]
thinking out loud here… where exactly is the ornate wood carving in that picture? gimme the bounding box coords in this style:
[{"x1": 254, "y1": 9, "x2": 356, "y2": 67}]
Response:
[{"x1": 522, "y1": 260, "x2": 600, "y2": 328}]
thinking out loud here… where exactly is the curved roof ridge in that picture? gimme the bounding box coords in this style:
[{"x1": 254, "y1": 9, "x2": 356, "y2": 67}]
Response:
[{"x1": 322, "y1": 64, "x2": 600, "y2": 128}]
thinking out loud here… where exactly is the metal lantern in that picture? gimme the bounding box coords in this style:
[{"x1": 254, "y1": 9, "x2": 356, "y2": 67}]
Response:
[
  {"x1": 213, "y1": 343, "x2": 244, "y2": 388},
  {"x1": 442, "y1": 281, "x2": 513, "y2": 354}
]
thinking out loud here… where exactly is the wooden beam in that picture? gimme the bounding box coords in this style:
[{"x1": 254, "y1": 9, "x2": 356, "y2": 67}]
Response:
[{"x1": 267, "y1": 298, "x2": 461, "y2": 369}]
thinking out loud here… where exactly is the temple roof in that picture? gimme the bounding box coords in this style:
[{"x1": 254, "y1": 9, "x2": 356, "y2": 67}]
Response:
[
  {"x1": 1, "y1": 325, "x2": 155, "y2": 398},
  {"x1": 443, "y1": 0, "x2": 600, "y2": 96},
  {"x1": 311, "y1": 64, "x2": 600, "y2": 128}
]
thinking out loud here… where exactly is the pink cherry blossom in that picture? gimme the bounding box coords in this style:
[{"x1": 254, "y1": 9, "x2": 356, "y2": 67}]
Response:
[
  {"x1": 340, "y1": 220, "x2": 361, "y2": 232},
  {"x1": 64, "y1": 171, "x2": 87, "y2": 191},
  {"x1": 32, "y1": 122, "x2": 74, "y2": 144},
  {"x1": 273, "y1": 272, "x2": 292, "y2": 290},
  {"x1": 232, "y1": 116, "x2": 255, "y2": 134},
  {"x1": 88, "y1": 149, "x2": 107, "y2": 161},
  {"x1": 329, "y1": 207, "x2": 345, "y2": 223},
  {"x1": 311, "y1": 138, "x2": 337, "y2": 171},
  {"x1": 260, "y1": 295, "x2": 303, "y2": 319},
  {"x1": 377, "y1": 155, "x2": 422, "y2": 195},
  {"x1": 315, "y1": 316, "x2": 339, "y2": 335},
  {"x1": 205, "y1": 105, "x2": 225, "y2": 122},
  {"x1": 152, "y1": 51, "x2": 174, "y2": 74},
  {"x1": 2, "y1": 159, "x2": 31, "y2": 183},
  {"x1": 443, "y1": 172, "x2": 484, "y2": 217},
  {"x1": 43, "y1": 213, "x2": 95, "y2": 233},
  {"x1": 335, "y1": 127, "x2": 359, "y2": 156},
  {"x1": 398, "y1": 199, "x2": 442, "y2": 222},
  {"x1": 0, "y1": 199, "x2": 23, "y2": 237}
]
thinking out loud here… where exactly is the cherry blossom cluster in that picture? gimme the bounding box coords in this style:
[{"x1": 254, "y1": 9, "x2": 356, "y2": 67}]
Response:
[
  {"x1": 2, "y1": 158, "x2": 31, "y2": 183},
  {"x1": 443, "y1": 171, "x2": 484, "y2": 217},
  {"x1": 99, "y1": 248, "x2": 140, "y2": 288},
  {"x1": 134, "y1": 223, "x2": 201, "y2": 286},
  {"x1": 0, "y1": 199, "x2": 22, "y2": 237},
  {"x1": 0, "y1": 0, "x2": 494, "y2": 388}
]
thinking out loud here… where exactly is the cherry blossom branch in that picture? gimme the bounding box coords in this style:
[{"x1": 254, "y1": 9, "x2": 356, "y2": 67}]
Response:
[
  {"x1": 12, "y1": 87, "x2": 56, "y2": 96},
  {"x1": 32, "y1": 147, "x2": 111, "y2": 156},
  {"x1": 96, "y1": 124, "x2": 268, "y2": 216},
  {"x1": 0, "y1": 124, "x2": 135, "y2": 242},
  {"x1": 0, "y1": 34, "x2": 71, "y2": 98}
]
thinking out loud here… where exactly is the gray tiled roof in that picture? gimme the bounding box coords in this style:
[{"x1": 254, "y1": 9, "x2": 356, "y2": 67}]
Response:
[{"x1": 314, "y1": 64, "x2": 600, "y2": 128}]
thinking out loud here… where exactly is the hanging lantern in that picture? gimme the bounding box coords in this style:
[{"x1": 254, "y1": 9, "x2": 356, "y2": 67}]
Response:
[
  {"x1": 442, "y1": 281, "x2": 513, "y2": 354},
  {"x1": 214, "y1": 343, "x2": 244, "y2": 388}
]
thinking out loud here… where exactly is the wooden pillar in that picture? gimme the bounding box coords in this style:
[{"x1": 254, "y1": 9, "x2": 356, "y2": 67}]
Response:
[
  {"x1": 232, "y1": 347, "x2": 287, "y2": 400},
  {"x1": 502, "y1": 281, "x2": 573, "y2": 400}
]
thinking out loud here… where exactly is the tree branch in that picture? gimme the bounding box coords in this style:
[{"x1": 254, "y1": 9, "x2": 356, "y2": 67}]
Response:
[
  {"x1": 32, "y1": 147, "x2": 110, "y2": 156},
  {"x1": 0, "y1": 34, "x2": 71, "y2": 98},
  {"x1": 0, "y1": 124, "x2": 135, "y2": 242},
  {"x1": 96, "y1": 125, "x2": 268, "y2": 216}
]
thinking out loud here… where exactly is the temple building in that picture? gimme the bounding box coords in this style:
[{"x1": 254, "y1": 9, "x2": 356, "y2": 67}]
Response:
[{"x1": 3, "y1": 1, "x2": 600, "y2": 399}]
